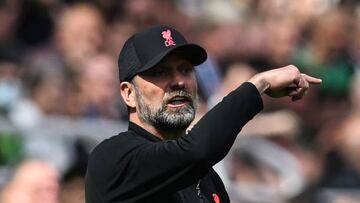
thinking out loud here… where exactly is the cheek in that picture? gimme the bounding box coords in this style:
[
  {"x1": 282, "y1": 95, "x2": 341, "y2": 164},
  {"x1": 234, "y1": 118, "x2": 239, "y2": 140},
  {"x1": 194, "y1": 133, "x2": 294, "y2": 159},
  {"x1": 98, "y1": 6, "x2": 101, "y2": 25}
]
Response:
[
  {"x1": 138, "y1": 83, "x2": 166, "y2": 105},
  {"x1": 187, "y1": 76, "x2": 198, "y2": 95}
]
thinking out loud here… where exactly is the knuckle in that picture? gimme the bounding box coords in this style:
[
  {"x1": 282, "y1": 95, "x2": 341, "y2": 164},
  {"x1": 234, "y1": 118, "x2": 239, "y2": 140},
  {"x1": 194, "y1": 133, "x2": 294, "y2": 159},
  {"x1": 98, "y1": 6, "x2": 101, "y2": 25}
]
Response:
[
  {"x1": 286, "y1": 65, "x2": 300, "y2": 75},
  {"x1": 287, "y1": 64, "x2": 297, "y2": 70}
]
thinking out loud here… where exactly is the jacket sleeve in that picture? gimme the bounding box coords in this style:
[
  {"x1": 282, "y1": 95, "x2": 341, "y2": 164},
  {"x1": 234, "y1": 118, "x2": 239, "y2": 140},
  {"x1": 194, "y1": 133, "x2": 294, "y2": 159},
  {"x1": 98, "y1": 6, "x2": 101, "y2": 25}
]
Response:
[{"x1": 86, "y1": 82, "x2": 263, "y2": 202}]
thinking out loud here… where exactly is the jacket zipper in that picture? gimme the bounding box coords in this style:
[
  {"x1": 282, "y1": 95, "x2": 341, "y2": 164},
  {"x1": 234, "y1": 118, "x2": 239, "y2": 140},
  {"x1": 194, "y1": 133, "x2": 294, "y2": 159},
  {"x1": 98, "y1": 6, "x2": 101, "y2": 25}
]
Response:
[{"x1": 196, "y1": 180, "x2": 204, "y2": 203}]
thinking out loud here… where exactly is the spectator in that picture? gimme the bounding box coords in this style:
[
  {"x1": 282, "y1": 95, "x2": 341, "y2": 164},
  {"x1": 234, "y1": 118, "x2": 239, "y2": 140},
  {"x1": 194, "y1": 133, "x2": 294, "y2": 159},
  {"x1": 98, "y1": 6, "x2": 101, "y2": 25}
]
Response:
[
  {"x1": 0, "y1": 160, "x2": 59, "y2": 203},
  {"x1": 69, "y1": 54, "x2": 122, "y2": 119},
  {"x1": 293, "y1": 8, "x2": 355, "y2": 98},
  {"x1": 9, "y1": 63, "x2": 66, "y2": 129},
  {"x1": 55, "y1": 2, "x2": 105, "y2": 72}
]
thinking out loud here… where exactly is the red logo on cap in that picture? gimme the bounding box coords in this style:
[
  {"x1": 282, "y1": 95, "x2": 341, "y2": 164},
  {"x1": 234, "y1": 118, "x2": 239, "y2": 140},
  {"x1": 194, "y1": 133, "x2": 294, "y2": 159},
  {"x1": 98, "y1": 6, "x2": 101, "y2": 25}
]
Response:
[
  {"x1": 162, "y1": 29, "x2": 176, "y2": 47},
  {"x1": 212, "y1": 193, "x2": 220, "y2": 203}
]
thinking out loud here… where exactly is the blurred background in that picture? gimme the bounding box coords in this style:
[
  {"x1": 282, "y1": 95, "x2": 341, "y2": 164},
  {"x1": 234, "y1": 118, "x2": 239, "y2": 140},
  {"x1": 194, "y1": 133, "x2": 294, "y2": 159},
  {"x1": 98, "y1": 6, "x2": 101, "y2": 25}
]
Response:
[{"x1": 1, "y1": 0, "x2": 360, "y2": 202}]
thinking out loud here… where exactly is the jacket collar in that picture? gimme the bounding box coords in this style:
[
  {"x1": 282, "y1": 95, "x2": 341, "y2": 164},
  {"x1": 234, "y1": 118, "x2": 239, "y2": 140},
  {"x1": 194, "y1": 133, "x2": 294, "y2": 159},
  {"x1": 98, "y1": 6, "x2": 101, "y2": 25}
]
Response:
[{"x1": 128, "y1": 122, "x2": 162, "y2": 142}]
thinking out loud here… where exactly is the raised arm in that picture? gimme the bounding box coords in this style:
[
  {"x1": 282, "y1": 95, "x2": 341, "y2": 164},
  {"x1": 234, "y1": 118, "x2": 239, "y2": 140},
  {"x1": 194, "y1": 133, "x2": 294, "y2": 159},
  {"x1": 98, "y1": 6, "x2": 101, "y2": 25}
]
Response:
[{"x1": 86, "y1": 65, "x2": 321, "y2": 202}]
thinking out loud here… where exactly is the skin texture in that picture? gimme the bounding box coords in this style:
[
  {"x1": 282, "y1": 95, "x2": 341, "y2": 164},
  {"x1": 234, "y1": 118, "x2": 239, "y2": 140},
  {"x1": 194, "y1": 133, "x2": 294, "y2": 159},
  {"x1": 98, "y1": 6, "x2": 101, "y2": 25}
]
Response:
[
  {"x1": 120, "y1": 53, "x2": 198, "y2": 140},
  {"x1": 248, "y1": 65, "x2": 322, "y2": 100}
]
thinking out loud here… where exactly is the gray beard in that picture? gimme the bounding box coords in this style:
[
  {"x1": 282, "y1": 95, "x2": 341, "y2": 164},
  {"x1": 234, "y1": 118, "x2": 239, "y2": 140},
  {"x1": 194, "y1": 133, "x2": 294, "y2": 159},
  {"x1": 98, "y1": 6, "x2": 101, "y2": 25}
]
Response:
[{"x1": 133, "y1": 84, "x2": 197, "y2": 132}]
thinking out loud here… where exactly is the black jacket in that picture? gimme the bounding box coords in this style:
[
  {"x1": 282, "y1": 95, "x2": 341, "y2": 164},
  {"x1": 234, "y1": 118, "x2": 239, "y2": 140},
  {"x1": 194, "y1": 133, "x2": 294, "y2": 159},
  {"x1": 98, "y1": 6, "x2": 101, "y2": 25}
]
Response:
[{"x1": 85, "y1": 82, "x2": 263, "y2": 202}]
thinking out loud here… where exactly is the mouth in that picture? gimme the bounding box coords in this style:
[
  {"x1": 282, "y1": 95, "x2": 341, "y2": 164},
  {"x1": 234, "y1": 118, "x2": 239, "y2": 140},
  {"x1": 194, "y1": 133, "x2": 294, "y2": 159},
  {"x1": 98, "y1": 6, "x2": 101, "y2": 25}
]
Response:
[{"x1": 167, "y1": 96, "x2": 192, "y2": 108}]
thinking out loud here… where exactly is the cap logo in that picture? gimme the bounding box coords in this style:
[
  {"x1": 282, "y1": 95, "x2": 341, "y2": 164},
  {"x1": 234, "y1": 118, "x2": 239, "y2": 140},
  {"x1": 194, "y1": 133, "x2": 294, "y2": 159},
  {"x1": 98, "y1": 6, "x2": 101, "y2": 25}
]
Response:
[
  {"x1": 212, "y1": 193, "x2": 220, "y2": 203},
  {"x1": 162, "y1": 29, "x2": 176, "y2": 47}
]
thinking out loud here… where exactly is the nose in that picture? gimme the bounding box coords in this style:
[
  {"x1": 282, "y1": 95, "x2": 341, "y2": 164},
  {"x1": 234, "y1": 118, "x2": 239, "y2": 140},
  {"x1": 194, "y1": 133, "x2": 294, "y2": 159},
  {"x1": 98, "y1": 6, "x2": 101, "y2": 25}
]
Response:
[{"x1": 169, "y1": 70, "x2": 187, "y2": 90}]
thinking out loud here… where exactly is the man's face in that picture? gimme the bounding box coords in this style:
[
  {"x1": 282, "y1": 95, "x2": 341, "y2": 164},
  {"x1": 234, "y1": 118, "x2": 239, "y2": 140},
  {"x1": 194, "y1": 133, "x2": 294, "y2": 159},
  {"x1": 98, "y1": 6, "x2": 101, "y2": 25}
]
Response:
[{"x1": 132, "y1": 53, "x2": 198, "y2": 132}]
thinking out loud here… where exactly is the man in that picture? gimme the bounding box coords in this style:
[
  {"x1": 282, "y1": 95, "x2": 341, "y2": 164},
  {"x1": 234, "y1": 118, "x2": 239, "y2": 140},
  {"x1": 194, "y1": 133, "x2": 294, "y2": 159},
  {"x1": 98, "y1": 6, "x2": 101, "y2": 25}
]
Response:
[{"x1": 85, "y1": 25, "x2": 321, "y2": 203}]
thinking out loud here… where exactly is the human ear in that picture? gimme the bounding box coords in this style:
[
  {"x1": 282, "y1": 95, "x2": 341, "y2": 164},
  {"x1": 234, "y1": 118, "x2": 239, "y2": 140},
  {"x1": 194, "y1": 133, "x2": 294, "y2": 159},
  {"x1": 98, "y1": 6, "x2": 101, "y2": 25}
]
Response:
[{"x1": 120, "y1": 81, "x2": 136, "y2": 108}]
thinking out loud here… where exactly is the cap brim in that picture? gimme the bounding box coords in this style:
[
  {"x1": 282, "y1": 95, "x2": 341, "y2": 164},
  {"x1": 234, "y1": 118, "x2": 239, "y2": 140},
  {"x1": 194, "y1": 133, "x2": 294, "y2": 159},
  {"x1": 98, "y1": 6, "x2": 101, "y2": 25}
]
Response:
[{"x1": 138, "y1": 44, "x2": 207, "y2": 74}]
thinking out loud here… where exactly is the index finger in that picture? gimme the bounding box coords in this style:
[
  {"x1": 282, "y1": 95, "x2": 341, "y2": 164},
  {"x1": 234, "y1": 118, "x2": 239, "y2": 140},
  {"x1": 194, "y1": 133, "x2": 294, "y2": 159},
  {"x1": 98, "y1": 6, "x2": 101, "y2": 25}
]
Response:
[{"x1": 302, "y1": 74, "x2": 322, "y2": 84}]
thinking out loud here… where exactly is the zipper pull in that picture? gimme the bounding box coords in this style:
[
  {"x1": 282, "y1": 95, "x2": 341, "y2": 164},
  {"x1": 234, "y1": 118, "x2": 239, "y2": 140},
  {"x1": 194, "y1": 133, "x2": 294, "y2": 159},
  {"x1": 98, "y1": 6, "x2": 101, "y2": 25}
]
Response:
[
  {"x1": 196, "y1": 180, "x2": 205, "y2": 203},
  {"x1": 196, "y1": 181, "x2": 202, "y2": 198}
]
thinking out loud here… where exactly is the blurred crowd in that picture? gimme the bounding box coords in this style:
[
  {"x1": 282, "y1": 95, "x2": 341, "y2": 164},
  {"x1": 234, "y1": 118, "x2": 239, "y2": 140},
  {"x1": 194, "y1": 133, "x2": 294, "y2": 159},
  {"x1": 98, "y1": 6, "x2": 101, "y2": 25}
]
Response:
[{"x1": 1, "y1": 0, "x2": 360, "y2": 202}]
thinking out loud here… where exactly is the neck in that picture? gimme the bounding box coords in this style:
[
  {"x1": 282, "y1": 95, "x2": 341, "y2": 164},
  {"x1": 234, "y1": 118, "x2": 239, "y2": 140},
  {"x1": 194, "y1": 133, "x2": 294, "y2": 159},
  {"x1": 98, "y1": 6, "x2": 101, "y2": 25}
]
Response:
[{"x1": 129, "y1": 114, "x2": 185, "y2": 140}]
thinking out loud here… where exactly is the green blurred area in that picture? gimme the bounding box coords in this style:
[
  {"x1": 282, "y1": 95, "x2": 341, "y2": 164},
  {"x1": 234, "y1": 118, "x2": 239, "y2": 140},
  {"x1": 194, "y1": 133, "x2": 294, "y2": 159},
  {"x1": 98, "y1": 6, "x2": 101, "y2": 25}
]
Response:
[{"x1": 0, "y1": 132, "x2": 23, "y2": 166}]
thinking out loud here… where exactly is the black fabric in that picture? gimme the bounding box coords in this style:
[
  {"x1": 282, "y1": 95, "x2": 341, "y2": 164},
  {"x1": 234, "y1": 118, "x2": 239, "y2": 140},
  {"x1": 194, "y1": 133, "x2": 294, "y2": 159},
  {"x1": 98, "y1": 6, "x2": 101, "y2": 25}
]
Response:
[
  {"x1": 119, "y1": 36, "x2": 142, "y2": 82},
  {"x1": 118, "y1": 25, "x2": 207, "y2": 82},
  {"x1": 85, "y1": 82, "x2": 263, "y2": 202}
]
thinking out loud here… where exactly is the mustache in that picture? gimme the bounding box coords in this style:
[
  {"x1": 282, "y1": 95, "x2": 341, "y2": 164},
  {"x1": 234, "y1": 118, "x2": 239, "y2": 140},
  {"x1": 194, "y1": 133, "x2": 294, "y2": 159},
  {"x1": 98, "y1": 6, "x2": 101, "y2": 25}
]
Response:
[{"x1": 163, "y1": 90, "x2": 194, "y2": 103}]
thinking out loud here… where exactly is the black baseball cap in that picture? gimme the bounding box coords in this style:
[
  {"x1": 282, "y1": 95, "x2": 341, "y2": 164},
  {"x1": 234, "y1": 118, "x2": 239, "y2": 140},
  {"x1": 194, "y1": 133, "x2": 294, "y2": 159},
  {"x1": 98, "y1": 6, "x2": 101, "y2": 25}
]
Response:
[{"x1": 118, "y1": 25, "x2": 207, "y2": 82}]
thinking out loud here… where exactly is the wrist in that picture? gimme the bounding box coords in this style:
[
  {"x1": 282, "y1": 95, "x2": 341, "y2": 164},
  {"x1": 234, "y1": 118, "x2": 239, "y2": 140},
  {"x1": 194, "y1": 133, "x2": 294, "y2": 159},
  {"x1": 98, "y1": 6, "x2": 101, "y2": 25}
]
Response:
[{"x1": 247, "y1": 74, "x2": 270, "y2": 95}]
